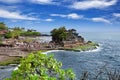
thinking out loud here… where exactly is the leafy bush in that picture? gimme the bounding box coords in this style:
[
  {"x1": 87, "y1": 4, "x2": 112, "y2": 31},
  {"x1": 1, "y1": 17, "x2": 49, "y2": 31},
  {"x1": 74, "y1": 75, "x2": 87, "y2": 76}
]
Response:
[
  {"x1": 0, "y1": 35, "x2": 2, "y2": 44},
  {"x1": 0, "y1": 22, "x2": 8, "y2": 30},
  {"x1": 4, "y1": 32, "x2": 12, "y2": 39},
  {"x1": 21, "y1": 31, "x2": 40, "y2": 36},
  {"x1": 6, "y1": 51, "x2": 75, "y2": 80}
]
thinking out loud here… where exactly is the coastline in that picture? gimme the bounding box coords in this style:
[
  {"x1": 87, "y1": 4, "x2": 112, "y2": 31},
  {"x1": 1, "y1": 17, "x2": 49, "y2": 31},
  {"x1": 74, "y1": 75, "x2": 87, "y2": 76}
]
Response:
[
  {"x1": 0, "y1": 44, "x2": 100, "y2": 80},
  {"x1": 11, "y1": 45, "x2": 101, "y2": 71},
  {"x1": 0, "y1": 43, "x2": 100, "y2": 66},
  {"x1": 81, "y1": 45, "x2": 101, "y2": 52},
  {"x1": 0, "y1": 47, "x2": 28, "y2": 66},
  {"x1": 43, "y1": 43, "x2": 101, "y2": 54}
]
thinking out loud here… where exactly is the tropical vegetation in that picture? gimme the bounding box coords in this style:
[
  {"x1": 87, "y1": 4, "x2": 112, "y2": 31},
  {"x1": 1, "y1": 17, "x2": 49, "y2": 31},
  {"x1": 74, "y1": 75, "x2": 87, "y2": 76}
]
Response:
[
  {"x1": 0, "y1": 22, "x2": 8, "y2": 31},
  {"x1": 0, "y1": 22, "x2": 41, "y2": 39},
  {"x1": 73, "y1": 41, "x2": 99, "y2": 51},
  {"x1": 6, "y1": 51, "x2": 75, "y2": 80},
  {"x1": 51, "y1": 27, "x2": 67, "y2": 43}
]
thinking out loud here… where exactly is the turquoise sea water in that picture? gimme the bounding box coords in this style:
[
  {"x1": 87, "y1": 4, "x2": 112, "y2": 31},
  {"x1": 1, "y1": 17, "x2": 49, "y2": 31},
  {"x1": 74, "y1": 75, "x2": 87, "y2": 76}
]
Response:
[{"x1": 0, "y1": 32, "x2": 120, "y2": 80}]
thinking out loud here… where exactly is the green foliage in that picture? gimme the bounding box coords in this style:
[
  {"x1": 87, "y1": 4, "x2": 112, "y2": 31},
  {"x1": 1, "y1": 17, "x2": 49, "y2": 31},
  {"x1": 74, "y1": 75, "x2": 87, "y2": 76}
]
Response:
[
  {"x1": 21, "y1": 31, "x2": 40, "y2": 36},
  {"x1": 51, "y1": 27, "x2": 67, "y2": 42},
  {"x1": 6, "y1": 51, "x2": 75, "y2": 80},
  {"x1": 12, "y1": 27, "x2": 24, "y2": 32},
  {"x1": 4, "y1": 27, "x2": 24, "y2": 39},
  {"x1": 0, "y1": 36, "x2": 2, "y2": 44},
  {"x1": 4, "y1": 32, "x2": 12, "y2": 39},
  {"x1": 0, "y1": 22, "x2": 8, "y2": 30},
  {"x1": 0, "y1": 22, "x2": 40, "y2": 38},
  {"x1": 87, "y1": 42, "x2": 99, "y2": 46},
  {"x1": 4, "y1": 27, "x2": 40, "y2": 39},
  {"x1": 11, "y1": 30, "x2": 21, "y2": 39},
  {"x1": 4, "y1": 30, "x2": 21, "y2": 39},
  {"x1": 73, "y1": 42, "x2": 99, "y2": 51}
]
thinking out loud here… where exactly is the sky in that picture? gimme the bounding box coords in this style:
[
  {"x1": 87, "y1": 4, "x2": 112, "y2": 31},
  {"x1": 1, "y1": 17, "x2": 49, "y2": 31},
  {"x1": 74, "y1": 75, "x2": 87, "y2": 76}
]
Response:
[{"x1": 0, "y1": 0, "x2": 120, "y2": 32}]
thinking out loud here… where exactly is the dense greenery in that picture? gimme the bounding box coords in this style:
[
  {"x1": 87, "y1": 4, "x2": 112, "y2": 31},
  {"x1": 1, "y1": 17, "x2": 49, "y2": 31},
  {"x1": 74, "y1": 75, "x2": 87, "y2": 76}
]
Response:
[
  {"x1": 0, "y1": 36, "x2": 2, "y2": 44},
  {"x1": 0, "y1": 22, "x2": 41, "y2": 39},
  {"x1": 51, "y1": 27, "x2": 67, "y2": 42},
  {"x1": 0, "y1": 22, "x2": 8, "y2": 30},
  {"x1": 5, "y1": 27, "x2": 23, "y2": 39},
  {"x1": 21, "y1": 30, "x2": 40, "y2": 36},
  {"x1": 0, "y1": 22, "x2": 8, "y2": 42},
  {"x1": 4, "y1": 27, "x2": 40, "y2": 39},
  {"x1": 6, "y1": 51, "x2": 75, "y2": 80}
]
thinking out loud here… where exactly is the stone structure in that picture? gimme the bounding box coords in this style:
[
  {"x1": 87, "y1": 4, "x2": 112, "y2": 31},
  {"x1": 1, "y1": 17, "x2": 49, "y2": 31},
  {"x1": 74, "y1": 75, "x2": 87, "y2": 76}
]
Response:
[
  {"x1": 50, "y1": 28, "x2": 85, "y2": 48},
  {"x1": 62, "y1": 29, "x2": 84, "y2": 48}
]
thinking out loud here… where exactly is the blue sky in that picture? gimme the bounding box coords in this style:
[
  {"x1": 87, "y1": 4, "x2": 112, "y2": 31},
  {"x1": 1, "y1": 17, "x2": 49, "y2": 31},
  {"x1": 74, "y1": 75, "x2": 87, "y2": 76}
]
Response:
[{"x1": 0, "y1": 0, "x2": 120, "y2": 32}]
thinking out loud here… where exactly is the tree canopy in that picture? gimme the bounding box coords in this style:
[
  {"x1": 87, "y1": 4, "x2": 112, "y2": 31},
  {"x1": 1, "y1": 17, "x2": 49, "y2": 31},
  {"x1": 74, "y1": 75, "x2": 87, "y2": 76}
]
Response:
[
  {"x1": 4, "y1": 27, "x2": 40, "y2": 39},
  {"x1": 6, "y1": 51, "x2": 75, "y2": 80},
  {"x1": 51, "y1": 27, "x2": 67, "y2": 42},
  {"x1": 4, "y1": 27, "x2": 23, "y2": 39},
  {"x1": 21, "y1": 30, "x2": 40, "y2": 36},
  {"x1": 0, "y1": 22, "x2": 8, "y2": 31}
]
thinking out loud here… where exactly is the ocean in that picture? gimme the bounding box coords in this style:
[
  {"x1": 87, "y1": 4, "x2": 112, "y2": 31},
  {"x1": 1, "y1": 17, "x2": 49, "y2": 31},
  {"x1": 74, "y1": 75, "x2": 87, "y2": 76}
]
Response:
[
  {"x1": 0, "y1": 32, "x2": 120, "y2": 80},
  {"x1": 47, "y1": 32, "x2": 120, "y2": 79}
]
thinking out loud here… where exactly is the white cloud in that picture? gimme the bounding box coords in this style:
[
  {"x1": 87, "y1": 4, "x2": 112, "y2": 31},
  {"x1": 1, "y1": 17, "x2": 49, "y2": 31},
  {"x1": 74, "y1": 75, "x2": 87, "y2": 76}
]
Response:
[
  {"x1": 31, "y1": 0, "x2": 53, "y2": 4},
  {"x1": 92, "y1": 17, "x2": 110, "y2": 23},
  {"x1": 68, "y1": 13, "x2": 83, "y2": 19},
  {"x1": 70, "y1": 0, "x2": 117, "y2": 10},
  {"x1": 0, "y1": 9, "x2": 37, "y2": 20},
  {"x1": 50, "y1": 14, "x2": 67, "y2": 18},
  {"x1": 50, "y1": 13, "x2": 83, "y2": 19},
  {"x1": 0, "y1": 0, "x2": 55, "y2": 4},
  {"x1": 45, "y1": 18, "x2": 53, "y2": 22},
  {"x1": 113, "y1": 13, "x2": 120, "y2": 17},
  {"x1": 0, "y1": 0, "x2": 21, "y2": 3}
]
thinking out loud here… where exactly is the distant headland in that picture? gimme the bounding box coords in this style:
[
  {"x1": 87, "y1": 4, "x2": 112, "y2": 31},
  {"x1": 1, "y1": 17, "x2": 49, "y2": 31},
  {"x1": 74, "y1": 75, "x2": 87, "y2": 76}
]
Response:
[{"x1": 0, "y1": 22, "x2": 99, "y2": 65}]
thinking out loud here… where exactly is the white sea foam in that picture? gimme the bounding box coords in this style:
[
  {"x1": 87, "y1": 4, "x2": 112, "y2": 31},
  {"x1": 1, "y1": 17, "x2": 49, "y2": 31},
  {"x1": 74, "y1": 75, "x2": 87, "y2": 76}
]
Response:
[
  {"x1": 84, "y1": 44, "x2": 102, "y2": 53},
  {"x1": 14, "y1": 65, "x2": 20, "y2": 70},
  {"x1": 85, "y1": 46, "x2": 101, "y2": 52},
  {"x1": 43, "y1": 50, "x2": 64, "y2": 54},
  {"x1": 43, "y1": 44, "x2": 102, "y2": 54}
]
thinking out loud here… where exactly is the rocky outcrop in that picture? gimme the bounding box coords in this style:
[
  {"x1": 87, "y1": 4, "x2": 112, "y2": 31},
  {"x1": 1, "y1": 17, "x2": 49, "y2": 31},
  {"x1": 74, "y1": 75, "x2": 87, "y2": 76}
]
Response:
[{"x1": 50, "y1": 28, "x2": 85, "y2": 48}]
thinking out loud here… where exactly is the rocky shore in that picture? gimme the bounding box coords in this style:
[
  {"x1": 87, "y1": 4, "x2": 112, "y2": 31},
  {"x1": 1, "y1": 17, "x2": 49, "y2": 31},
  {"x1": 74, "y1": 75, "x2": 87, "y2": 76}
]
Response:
[
  {"x1": 0, "y1": 47, "x2": 28, "y2": 65},
  {"x1": 0, "y1": 41, "x2": 99, "y2": 66},
  {"x1": 0, "y1": 27, "x2": 100, "y2": 66}
]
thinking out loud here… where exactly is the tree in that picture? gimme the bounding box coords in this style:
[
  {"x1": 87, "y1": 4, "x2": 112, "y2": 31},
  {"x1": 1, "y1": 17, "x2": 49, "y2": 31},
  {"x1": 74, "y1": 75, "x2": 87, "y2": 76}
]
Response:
[
  {"x1": 21, "y1": 29, "x2": 40, "y2": 36},
  {"x1": 4, "y1": 27, "x2": 23, "y2": 39},
  {"x1": 9, "y1": 27, "x2": 23, "y2": 39},
  {"x1": 0, "y1": 22, "x2": 8, "y2": 40},
  {"x1": 11, "y1": 30, "x2": 21, "y2": 39},
  {"x1": 0, "y1": 22, "x2": 8, "y2": 30},
  {"x1": 12, "y1": 27, "x2": 24, "y2": 32},
  {"x1": 4, "y1": 31, "x2": 12, "y2": 39},
  {"x1": 51, "y1": 27, "x2": 68, "y2": 43},
  {"x1": 6, "y1": 51, "x2": 75, "y2": 80}
]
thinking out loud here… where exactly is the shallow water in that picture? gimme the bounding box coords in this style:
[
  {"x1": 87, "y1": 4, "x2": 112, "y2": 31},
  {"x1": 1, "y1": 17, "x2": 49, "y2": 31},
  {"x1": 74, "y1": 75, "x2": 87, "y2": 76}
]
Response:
[
  {"x1": 0, "y1": 65, "x2": 17, "y2": 80},
  {"x1": 0, "y1": 32, "x2": 120, "y2": 80}
]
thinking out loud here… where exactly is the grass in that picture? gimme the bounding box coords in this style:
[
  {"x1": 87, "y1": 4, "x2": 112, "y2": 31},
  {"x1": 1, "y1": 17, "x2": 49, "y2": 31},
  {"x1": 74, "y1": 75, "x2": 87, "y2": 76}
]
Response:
[
  {"x1": 73, "y1": 42, "x2": 99, "y2": 51},
  {"x1": 58, "y1": 42, "x2": 99, "y2": 52},
  {"x1": 0, "y1": 57, "x2": 21, "y2": 66}
]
